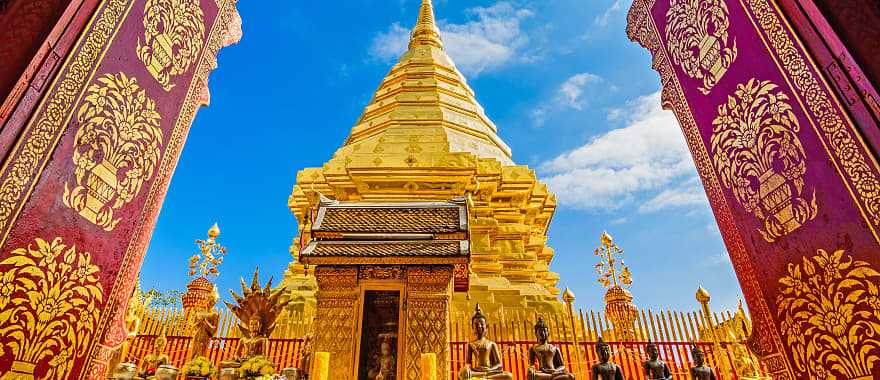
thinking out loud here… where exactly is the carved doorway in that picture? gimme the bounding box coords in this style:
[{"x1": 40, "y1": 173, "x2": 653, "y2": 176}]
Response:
[{"x1": 357, "y1": 290, "x2": 401, "y2": 380}]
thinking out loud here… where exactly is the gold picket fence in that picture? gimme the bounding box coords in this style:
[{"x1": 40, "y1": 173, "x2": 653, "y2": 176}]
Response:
[
  {"x1": 127, "y1": 305, "x2": 759, "y2": 379},
  {"x1": 133, "y1": 306, "x2": 314, "y2": 339}
]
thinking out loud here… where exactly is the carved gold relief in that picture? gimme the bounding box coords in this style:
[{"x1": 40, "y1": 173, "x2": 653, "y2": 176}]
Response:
[
  {"x1": 0, "y1": 237, "x2": 104, "y2": 380},
  {"x1": 710, "y1": 79, "x2": 817, "y2": 242},
  {"x1": 137, "y1": 0, "x2": 205, "y2": 91},
  {"x1": 665, "y1": 0, "x2": 737, "y2": 94},
  {"x1": 776, "y1": 248, "x2": 880, "y2": 378},
  {"x1": 63, "y1": 72, "x2": 163, "y2": 231}
]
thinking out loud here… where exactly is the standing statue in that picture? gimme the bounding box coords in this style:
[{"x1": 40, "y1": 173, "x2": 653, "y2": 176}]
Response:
[
  {"x1": 224, "y1": 267, "x2": 288, "y2": 360},
  {"x1": 590, "y1": 338, "x2": 624, "y2": 380},
  {"x1": 140, "y1": 333, "x2": 170, "y2": 378},
  {"x1": 190, "y1": 287, "x2": 220, "y2": 359},
  {"x1": 690, "y1": 344, "x2": 717, "y2": 380},
  {"x1": 642, "y1": 340, "x2": 671, "y2": 380},
  {"x1": 527, "y1": 317, "x2": 575, "y2": 380},
  {"x1": 457, "y1": 304, "x2": 513, "y2": 380}
]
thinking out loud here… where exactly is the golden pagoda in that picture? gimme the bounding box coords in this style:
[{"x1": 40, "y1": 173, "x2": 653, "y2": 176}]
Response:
[{"x1": 280, "y1": 0, "x2": 562, "y2": 319}]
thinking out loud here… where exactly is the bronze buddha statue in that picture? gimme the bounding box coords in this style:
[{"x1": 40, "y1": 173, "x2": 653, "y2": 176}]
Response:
[
  {"x1": 590, "y1": 338, "x2": 624, "y2": 380},
  {"x1": 642, "y1": 340, "x2": 671, "y2": 380},
  {"x1": 690, "y1": 344, "x2": 716, "y2": 380},
  {"x1": 457, "y1": 304, "x2": 513, "y2": 380},
  {"x1": 527, "y1": 317, "x2": 575, "y2": 380}
]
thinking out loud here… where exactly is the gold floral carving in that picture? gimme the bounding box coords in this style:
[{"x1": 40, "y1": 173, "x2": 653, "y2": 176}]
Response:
[
  {"x1": 0, "y1": 237, "x2": 104, "y2": 380},
  {"x1": 665, "y1": 0, "x2": 737, "y2": 94},
  {"x1": 743, "y1": 0, "x2": 880, "y2": 235},
  {"x1": 63, "y1": 72, "x2": 163, "y2": 231},
  {"x1": 359, "y1": 265, "x2": 405, "y2": 280},
  {"x1": 776, "y1": 248, "x2": 880, "y2": 378},
  {"x1": 710, "y1": 79, "x2": 817, "y2": 242},
  {"x1": 137, "y1": 0, "x2": 205, "y2": 91},
  {"x1": 0, "y1": 0, "x2": 132, "y2": 245}
]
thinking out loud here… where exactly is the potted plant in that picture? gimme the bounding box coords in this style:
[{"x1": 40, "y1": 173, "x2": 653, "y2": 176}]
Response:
[
  {"x1": 184, "y1": 356, "x2": 216, "y2": 380},
  {"x1": 238, "y1": 356, "x2": 276, "y2": 379}
]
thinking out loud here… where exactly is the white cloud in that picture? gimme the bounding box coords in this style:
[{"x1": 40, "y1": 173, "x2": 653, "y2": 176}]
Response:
[
  {"x1": 370, "y1": 23, "x2": 411, "y2": 63},
  {"x1": 639, "y1": 177, "x2": 707, "y2": 213},
  {"x1": 532, "y1": 72, "x2": 603, "y2": 127},
  {"x1": 540, "y1": 91, "x2": 705, "y2": 212},
  {"x1": 369, "y1": 2, "x2": 534, "y2": 77},
  {"x1": 594, "y1": 0, "x2": 622, "y2": 27},
  {"x1": 559, "y1": 73, "x2": 601, "y2": 110}
]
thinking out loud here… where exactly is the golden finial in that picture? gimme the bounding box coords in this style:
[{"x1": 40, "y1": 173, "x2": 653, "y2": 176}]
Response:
[
  {"x1": 208, "y1": 222, "x2": 220, "y2": 238},
  {"x1": 409, "y1": 0, "x2": 444, "y2": 50},
  {"x1": 593, "y1": 230, "x2": 633, "y2": 288},
  {"x1": 190, "y1": 224, "x2": 228, "y2": 278},
  {"x1": 562, "y1": 287, "x2": 576, "y2": 303},
  {"x1": 695, "y1": 286, "x2": 711, "y2": 303}
]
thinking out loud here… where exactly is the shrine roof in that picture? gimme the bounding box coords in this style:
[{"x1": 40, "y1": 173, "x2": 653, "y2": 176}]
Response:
[
  {"x1": 300, "y1": 240, "x2": 468, "y2": 265},
  {"x1": 312, "y1": 196, "x2": 467, "y2": 234}
]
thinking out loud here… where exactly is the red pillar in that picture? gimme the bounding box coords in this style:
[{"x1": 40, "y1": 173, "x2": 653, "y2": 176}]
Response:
[
  {"x1": 627, "y1": 0, "x2": 880, "y2": 378},
  {"x1": 0, "y1": 1, "x2": 241, "y2": 379}
]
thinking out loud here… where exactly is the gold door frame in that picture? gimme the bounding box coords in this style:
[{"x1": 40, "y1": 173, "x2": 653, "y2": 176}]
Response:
[{"x1": 353, "y1": 280, "x2": 407, "y2": 380}]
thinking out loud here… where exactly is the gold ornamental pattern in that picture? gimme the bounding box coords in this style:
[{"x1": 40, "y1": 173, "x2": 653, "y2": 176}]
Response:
[
  {"x1": 0, "y1": 0, "x2": 131, "y2": 245},
  {"x1": 137, "y1": 0, "x2": 205, "y2": 91},
  {"x1": 63, "y1": 72, "x2": 164, "y2": 231},
  {"x1": 665, "y1": 0, "x2": 737, "y2": 94},
  {"x1": 710, "y1": 78, "x2": 817, "y2": 242},
  {"x1": 0, "y1": 237, "x2": 104, "y2": 380},
  {"x1": 776, "y1": 248, "x2": 880, "y2": 378},
  {"x1": 743, "y1": 0, "x2": 880, "y2": 236}
]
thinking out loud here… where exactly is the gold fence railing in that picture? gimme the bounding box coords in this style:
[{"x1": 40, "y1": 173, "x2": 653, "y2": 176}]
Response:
[{"x1": 125, "y1": 304, "x2": 762, "y2": 379}]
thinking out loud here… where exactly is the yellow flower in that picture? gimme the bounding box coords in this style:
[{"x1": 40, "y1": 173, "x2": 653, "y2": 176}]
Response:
[
  {"x1": 259, "y1": 366, "x2": 272, "y2": 375},
  {"x1": 240, "y1": 363, "x2": 251, "y2": 372},
  {"x1": 200, "y1": 366, "x2": 210, "y2": 376}
]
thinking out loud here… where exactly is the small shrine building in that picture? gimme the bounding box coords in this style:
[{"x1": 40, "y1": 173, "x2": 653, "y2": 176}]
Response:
[{"x1": 299, "y1": 196, "x2": 470, "y2": 379}]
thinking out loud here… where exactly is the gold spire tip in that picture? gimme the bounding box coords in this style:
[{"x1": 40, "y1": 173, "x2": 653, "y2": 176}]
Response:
[{"x1": 409, "y1": 0, "x2": 444, "y2": 50}]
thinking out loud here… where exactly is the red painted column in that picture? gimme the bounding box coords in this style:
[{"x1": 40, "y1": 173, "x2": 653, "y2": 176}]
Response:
[
  {"x1": 0, "y1": 0, "x2": 242, "y2": 379},
  {"x1": 627, "y1": 0, "x2": 880, "y2": 378}
]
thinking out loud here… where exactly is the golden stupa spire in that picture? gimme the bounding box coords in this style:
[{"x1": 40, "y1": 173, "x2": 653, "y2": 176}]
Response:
[
  {"x1": 409, "y1": 0, "x2": 444, "y2": 50},
  {"x1": 341, "y1": 0, "x2": 514, "y2": 165}
]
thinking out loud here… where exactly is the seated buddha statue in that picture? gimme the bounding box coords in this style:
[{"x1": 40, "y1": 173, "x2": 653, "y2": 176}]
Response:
[
  {"x1": 140, "y1": 333, "x2": 170, "y2": 378},
  {"x1": 237, "y1": 316, "x2": 269, "y2": 359},
  {"x1": 590, "y1": 338, "x2": 624, "y2": 380},
  {"x1": 457, "y1": 304, "x2": 513, "y2": 380},
  {"x1": 527, "y1": 317, "x2": 575, "y2": 380},
  {"x1": 643, "y1": 340, "x2": 671, "y2": 380},
  {"x1": 690, "y1": 344, "x2": 717, "y2": 380}
]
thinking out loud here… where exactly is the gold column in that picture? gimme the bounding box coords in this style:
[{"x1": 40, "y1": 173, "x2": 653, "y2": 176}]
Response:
[
  {"x1": 404, "y1": 266, "x2": 453, "y2": 380},
  {"x1": 313, "y1": 267, "x2": 359, "y2": 379}
]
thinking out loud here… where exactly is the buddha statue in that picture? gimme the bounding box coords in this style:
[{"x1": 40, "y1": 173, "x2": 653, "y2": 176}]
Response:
[
  {"x1": 238, "y1": 316, "x2": 269, "y2": 358},
  {"x1": 590, "y1": 338, "x2": 624, "y2": 380},
  {"x1": 527, "y1": 317, "x2": 575, "y2": 380},
  {"x1": 690, "y1": 344, "x2": 716, "y2": 380},
  {"x1": 140, "y1": 333, "x2": 170, "y2": 378},
  {"x1": 368, "y1": 339, "x2": 396, "y2": 380},
  {"x1": 190, "y1": 288, "x2": 220, "y2": 359},
  {"x1": 642, "y1": 340, "x2": 671, "y2": 380},
  {"x1": 457, "y1": 304, "x2": 513, "y2": 380}
]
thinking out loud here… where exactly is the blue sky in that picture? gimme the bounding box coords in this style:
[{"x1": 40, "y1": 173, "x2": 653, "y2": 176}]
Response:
[{"x1": 140, "y1": 0, "x2": 743, "y2": 313}]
